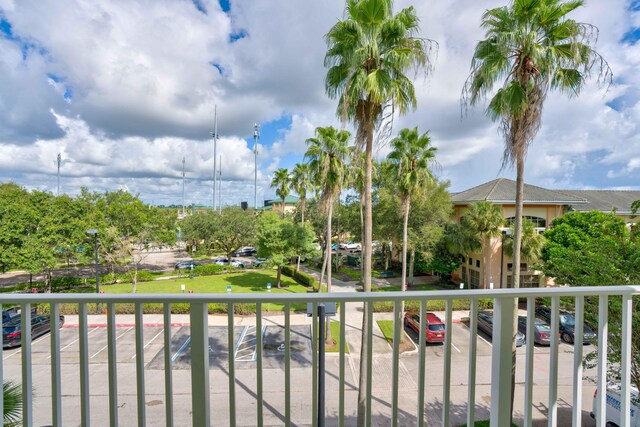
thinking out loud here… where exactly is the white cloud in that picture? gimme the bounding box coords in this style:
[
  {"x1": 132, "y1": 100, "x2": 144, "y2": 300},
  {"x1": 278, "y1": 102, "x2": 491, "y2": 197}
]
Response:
[{"x1": 1, "y1": 0, "x2": 639, "y2": 201}]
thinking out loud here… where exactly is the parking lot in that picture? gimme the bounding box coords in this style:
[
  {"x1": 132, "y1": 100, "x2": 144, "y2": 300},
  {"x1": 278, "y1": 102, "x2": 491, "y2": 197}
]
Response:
[{"x1": 2, "y1": 316, "x2": 598, "y2": 426}]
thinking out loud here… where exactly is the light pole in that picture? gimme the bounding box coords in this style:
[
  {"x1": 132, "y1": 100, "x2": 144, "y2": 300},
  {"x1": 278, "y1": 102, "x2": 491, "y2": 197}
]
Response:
[
  {"x1": 253, "y1": 123, "x2": 259, "y2": 209},
  {"x1": 211, "y1": 105, "x2": 218, "y2": 210},
  {"x1": 86, "y1": 229, "x2": 99, "y2": 294}
]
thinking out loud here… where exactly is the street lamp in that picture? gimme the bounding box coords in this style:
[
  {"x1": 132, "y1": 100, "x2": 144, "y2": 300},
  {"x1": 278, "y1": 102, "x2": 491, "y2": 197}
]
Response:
[{"x1": 86, "y1": 229, "x2": 99, "y2": 294}]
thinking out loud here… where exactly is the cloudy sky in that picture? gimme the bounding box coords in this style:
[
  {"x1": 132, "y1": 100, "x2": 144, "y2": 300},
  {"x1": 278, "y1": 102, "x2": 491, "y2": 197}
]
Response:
[{"x1": 1, "y1": 0, "x2": 639, "y2": 207}]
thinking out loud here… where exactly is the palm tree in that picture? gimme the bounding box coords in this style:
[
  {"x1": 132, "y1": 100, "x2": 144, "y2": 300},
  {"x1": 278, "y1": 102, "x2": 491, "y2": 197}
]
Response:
[
  {"x1": 291, "y1": 163, "x2": 312, "y2": 270},
  {"x1": 325, "y1": 3, "x2": 434, "y2": 420},
  {"x1": 504, "y1": 219, "x2": 546, "y2": 284},
  {"x1": 305, "y1": 126, "x2": 351, "y2": 297},
  {"x1": 387, "y1": 128, "x2": 437, "y2": 292},
  {"x1": 463, "y1": 0, "x2": 611, "y2": 289},
  {"x1": 444, "y1": 222, "x2": 481, "y2": 286},
  {"x1": 462, "y1": 201, "x2": 504, "y2": 288},
  {"x1": 3, "y1": 380, "x2": 22, "y2": 427},
  {"x1": 270, "y1": 168, "x2": 290, "y2": 217}
]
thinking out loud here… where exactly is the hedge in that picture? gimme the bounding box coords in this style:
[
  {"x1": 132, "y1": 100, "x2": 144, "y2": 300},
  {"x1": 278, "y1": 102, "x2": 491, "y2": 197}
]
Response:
[
  {"x1": 192, "y1": 264, "x2": 226, "y2": 276},
  {"x1": 372, "y1": 298, "x2": 493, "y2": 312},
  {"x1": 281, "y1": 265, "x2": 319, "y2": 291}
]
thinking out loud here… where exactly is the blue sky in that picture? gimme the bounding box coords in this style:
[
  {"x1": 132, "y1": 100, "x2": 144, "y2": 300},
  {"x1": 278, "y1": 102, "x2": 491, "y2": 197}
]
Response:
[{"x1": 0, "y1": 0, "x2": 639, "y2": 206}]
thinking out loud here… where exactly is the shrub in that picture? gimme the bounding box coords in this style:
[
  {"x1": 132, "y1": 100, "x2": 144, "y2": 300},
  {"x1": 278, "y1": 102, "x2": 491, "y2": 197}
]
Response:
[
  {"x1": 192, "y1": 264, "x2": 226, "y2": 276},
  {"x1": 372, "y1": 297, "x2": 493, "y2": 312},
  {"x1": 282, "y1": 265, "x2": 319, "y2": 291}
]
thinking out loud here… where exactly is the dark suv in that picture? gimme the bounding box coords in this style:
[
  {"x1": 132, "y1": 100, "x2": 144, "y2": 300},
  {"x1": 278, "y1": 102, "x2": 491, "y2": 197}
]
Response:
[{"x1": 535, "y1": 306, "x2": 596, "y2": 344}]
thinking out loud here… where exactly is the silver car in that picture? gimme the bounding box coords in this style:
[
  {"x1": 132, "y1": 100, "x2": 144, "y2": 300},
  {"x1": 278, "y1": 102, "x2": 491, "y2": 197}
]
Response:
[
  {"x1": 517, "y1": 315, "x2": 551, "y2": 345},
  {"x1": 477, "y1": 311, "x2": 525, "y2": 347}
]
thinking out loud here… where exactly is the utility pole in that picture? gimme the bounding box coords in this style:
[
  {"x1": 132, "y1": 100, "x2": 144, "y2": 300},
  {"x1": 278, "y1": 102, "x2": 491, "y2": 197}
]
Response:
[
  {"x1": 210, "y1": 105, "x2": 218, "y2": 210},
  {"x1": 218, "y1": 155, "x2": 222, "y2": 214},
  {"x1": 56, "y1": 153, "x2": 61, "y2": 196},
  {"x1": 182, "y1": 157, "x2": 186, "y2": 216},
  {"x1": 253, "y1": 123, "x2": 259, "y2": 209}
]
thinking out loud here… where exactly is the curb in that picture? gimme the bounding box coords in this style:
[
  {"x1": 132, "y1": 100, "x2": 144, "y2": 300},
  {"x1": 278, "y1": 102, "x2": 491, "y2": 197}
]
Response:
[{"x1": 62, "y1": 322, "x2": 190, "y2": 328}]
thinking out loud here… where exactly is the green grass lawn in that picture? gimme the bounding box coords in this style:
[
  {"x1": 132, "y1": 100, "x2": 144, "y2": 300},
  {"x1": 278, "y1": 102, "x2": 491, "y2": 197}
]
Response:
[
  {"x1": 99, "y1": 270, "x2": 311, "y2": 312},
  {"x1": 376, "y1": 320, "x2": 412, "y2": 344},
  {"x1": 375, "y1": 283, "x2": 438, "y2": 292},
  {"x1": 325, "y1": 321, "x2": 349, "y2": 354},
  {"x1": 339, "y1": 268, "x2": 361, "y2": 281}
]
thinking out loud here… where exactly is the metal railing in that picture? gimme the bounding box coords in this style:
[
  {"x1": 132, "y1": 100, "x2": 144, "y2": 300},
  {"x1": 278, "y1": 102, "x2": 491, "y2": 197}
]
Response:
[{"x1": 1, "y1": 285, "x2": 638, "y2": 427}]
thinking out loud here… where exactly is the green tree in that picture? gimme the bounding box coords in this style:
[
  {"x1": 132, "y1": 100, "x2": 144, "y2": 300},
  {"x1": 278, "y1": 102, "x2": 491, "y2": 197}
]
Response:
[
  {"x1": 463, "y1": 0, "x2": 611, "y2": 290},
  {"x1": 255, "y1": 212, "x2": 316, "y2": 288},
  {"x1": 461, "y1": 201, "x2": 504, "y2": 288},
  {"x1": 211, "y1": 207, "x2": 256, "y2": 262},
  {"x1": 540, "y1": 211, "x2": 640, "y2": 390},
  {"x1": 444, "y1": 222, "x2": 482, "y2": 287},
  {"x1": 325, "y1": 4, "x2": 435, "y2": 416},
  {"x1": 305, "y1": 126, "x2": 350, "y2": 295},
  {"x1": 0, "y1": 183, "x2": 33, "y2": 273},
  {"x1": 504, "y1": 218, "x2": 546, "y2": 266},
  {"x1": 386, "y1": 127, "x2": 437, "y2": 294},
  {"x1": 98, "y1": 190, "x2": 176, "y2": 293},
  {"x1": 180, "y1": 210, "x2": 218, "y2": 254},
  {"x1": 291, "y1": 162, "x2": 313, "y2": 270},
  {"x1": 271, "y1": 168, "x2": 291, "y2": 217}
]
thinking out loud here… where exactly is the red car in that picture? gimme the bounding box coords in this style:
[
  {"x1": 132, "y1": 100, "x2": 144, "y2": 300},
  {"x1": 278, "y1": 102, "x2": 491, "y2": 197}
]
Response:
[{"x1": 404, "y1": 312, "x2": 446, "y2": 343}]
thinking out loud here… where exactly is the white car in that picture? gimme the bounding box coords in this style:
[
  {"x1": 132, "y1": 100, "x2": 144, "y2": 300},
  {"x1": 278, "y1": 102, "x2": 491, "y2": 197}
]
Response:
[
  {"x1": 344, "y1": 242, "x2": 361, "y2": 250},
  {"x1": 230, "y1": 259, "x2": 245, "y2": 268},
  {"x1": 213, "y1": 257, "x2": 228, "y2": 265},
  {"x1": 591, "y1": 383, "x2": 640, "y2": 426}
]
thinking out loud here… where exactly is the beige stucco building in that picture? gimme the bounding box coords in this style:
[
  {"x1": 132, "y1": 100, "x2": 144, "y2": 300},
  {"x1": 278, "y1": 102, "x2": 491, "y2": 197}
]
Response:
[{"x1": 451, "y1": 178, "x2": 640, "y2": 289}]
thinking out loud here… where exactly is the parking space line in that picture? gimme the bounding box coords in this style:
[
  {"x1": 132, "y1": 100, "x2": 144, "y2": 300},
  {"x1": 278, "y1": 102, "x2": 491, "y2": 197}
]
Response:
[
  {"x1": 171, "y1": 337, "x2": 191, "y2": 362},
  {"x1": 235, "y1": 326, "x2": 256, "y2": 362},
  {"x1": 131, "y1": 328, "x2": 164, "y2": 359},
  {"x1": 451, "y1": 342, "x2": 461, "y2": 353},
  {"x1": 90, "y1": 327, "x2": 132, "y2": 359},
  {"x1": 47, "y1": 327, "x2": 101, "y2": 359},
  {"x1": 478, "y1": 334, "x2": 492, "y2": 347}
]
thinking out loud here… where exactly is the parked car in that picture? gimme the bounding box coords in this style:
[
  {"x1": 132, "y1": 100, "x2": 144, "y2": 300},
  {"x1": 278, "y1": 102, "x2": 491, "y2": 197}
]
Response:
[
  {"x1": 252, "y1": 258, "x2": 268, "y2": 267},
  {"x1": 213, "y1": 257, "x2": 229, "y2": 265},
  {"x1": 534, "y1": 306, "x2": 597, "y2": 344},
  {"x1": 517, "y1": 315, "x2": 552, "y2": 345},
  {"x1": 230, "y1": 259, "x2": 245, "y2": 268},
  {"x1": 233, "y1": 246, "x2": 257, "y2": 257},
  {"x1": 343, "y1": 242, "x2": 361, "y2": 250},
  {"x1": 3, "y1": 306, "x2": 37, "y2": 324},
  {"x1": 477, "y1": 311, "x2": 525, "y2": 347},
  {"x1": 404, "y1": 311, "x2": 446, "y2": 344},
  {"x1": 591, "y1": 383, "x2": 640, "y2": 426},
  {"x1": 3, "y1": 314, "x2": 65, "y2": 348},
  {"x1": 174, "y1": 260, "x2": 201, "y2": 270}
]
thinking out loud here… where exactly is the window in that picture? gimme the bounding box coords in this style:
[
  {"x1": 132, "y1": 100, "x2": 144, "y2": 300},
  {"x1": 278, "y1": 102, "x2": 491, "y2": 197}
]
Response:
[
  {"x1": 469, "y1": 269, "x2": 480, "y2": 289},
  {"x1": 507, "y1": 263, "x2": 528, "y2": 272},
  {"x1": 476, "y1": 260, "x2": 480, "y2": 268},
  {"x1": 506, "y1": 216, "x2": 546, "y2": 228},
  {"x1": 506, "y1": 274, "x2": 540, "y2": 288},
  {"x1": 468, "y1": 258, "x2": 472, "y2": 265}
]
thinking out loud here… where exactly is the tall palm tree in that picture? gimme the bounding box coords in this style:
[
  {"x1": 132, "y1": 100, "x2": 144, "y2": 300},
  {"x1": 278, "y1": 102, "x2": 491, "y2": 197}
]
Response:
[
  {"x1": 325, "y1": 3, "x2": 434, "y2": 420},
  {"x1": 270, "y1": 168, "x2": 290, "y2": 217},
  {"x1": 387, "y1": 128, "x2": 437, "y2": 293},
  {"x1": 291, "y1": 163, "x2": 312, "y2": 224},
  {"x1": 305, "y1": 126, "x2": 351, "y2": 298},
  {"x1": 291, "y1": 163, "x2": 312, "y2": 270},
  {"x1": 463, "y1": 0, "x2": 611, "y2": 289},
  {"x1": 462, "y1": 201, "x2": 504, "y2": 288}
]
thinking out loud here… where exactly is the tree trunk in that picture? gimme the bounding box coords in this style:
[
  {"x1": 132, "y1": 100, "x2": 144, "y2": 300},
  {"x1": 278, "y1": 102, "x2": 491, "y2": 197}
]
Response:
[
  {"x1": 282, "y1": 196, "x2": 286, "y2": 217},
  {"x1": 276, "y1": 266, "x2": 282, "y2": 288},
  {"x1": 319, "y1": 248, "x2": 327, "y2": 293},
  {"x1": 357, "y1": 121, "x2": 374, "y2": 427},
  {"x1": 483, "y1": 237, "x2": 490, "y2": 288},
  {"x1": 359, "y1": 194, "x2": 364, "y2": 287},
  {"x1": 296, "y1": 198, "x2": 306, "y2": 271},
  {"x1": 326, "y1": 197, "x2": 333, "y2": 294},
  {"x1": 510, "y1": 153, "x2": 526, "y2": 421},
  {"x1": 399, "y1": 197, "x2": 410, "y2": 340},
  {"x1": 408, "y1": 249, "x2": 415, "y2": 287}
]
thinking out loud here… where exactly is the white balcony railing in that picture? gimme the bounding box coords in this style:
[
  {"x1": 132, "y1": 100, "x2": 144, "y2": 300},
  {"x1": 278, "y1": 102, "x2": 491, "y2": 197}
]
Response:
[{"x1": 1, "y1": 286, "x2": 638, "y2": 426}]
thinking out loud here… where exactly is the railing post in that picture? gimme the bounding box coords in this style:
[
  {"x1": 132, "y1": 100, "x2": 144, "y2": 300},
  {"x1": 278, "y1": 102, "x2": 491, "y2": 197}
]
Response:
[
  {"x1": 490, "y1": 297, "x2": 514, "y2": 427},
  {"x1": 190, "y1": 302, "x2": 210, "y2": 426}
]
